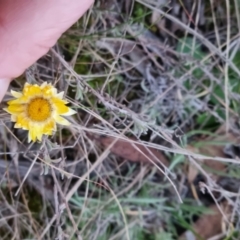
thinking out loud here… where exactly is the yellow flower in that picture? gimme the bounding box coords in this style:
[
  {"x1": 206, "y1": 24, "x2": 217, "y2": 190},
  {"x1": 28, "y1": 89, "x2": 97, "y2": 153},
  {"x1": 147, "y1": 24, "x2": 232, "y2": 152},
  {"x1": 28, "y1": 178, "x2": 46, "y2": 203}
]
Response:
[{"x1": 4, "y1": 82, "x2": 76, "y2": 143}]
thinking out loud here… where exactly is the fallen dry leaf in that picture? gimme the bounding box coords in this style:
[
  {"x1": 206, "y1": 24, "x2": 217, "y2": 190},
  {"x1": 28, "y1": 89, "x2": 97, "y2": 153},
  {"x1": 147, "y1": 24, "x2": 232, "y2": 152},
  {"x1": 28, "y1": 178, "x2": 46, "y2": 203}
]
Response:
[
  {"x1": 186, "y1": 144, "x2": 226, "y2": 184},
  {"x1": 179, "y1": 202, "x2": 231, "y2": 240},
  {"x1": 181, "y1": 124, "x2": 238, "y2": 239},
  {"x1": 202, "y1": 125, "x2": 240, "y2": 171},
  {"x1": 89, "y1": 134, "x2": 169, "y2": 167},
  {"x1": 186, "y1": 124, "x2": 240, "y2": 182}
]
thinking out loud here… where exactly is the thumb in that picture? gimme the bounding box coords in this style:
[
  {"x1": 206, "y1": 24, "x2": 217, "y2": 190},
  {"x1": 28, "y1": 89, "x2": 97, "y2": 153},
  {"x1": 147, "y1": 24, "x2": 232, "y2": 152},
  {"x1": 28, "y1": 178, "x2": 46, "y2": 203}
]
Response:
[{"x1": 0, "y1": 0, "x2": 94, "y2": 102}]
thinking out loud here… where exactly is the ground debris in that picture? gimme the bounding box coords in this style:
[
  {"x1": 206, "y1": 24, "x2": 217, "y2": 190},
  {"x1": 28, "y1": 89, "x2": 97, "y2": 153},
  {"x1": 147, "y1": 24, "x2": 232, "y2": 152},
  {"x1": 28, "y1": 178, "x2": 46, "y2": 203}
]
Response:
[
  {"x1": 186, "y1": 124, "x2": 240, "y2": 182},
  {"x1": 89, "y1": 134, "x2": 169, "y2": 167},
  {"x1": 179, "y1": 202, "x2": 231, "y2": 240}
]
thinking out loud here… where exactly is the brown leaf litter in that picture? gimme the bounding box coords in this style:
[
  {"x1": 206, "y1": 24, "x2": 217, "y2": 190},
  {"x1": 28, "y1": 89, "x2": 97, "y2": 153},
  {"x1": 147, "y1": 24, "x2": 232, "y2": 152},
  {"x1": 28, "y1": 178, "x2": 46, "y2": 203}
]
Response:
[
  {"x1": 181, "y1": 125, "x2": 239, "y2": 239},
  {"x1": 89, "y1": 134, "x2": 169, "y2": 167},
  {"x1": 186, "y1": 124, "x2": 240, "y2": 183},
  {"x1": 179, "y1": 202, "x2": 232, "y2": 240}
]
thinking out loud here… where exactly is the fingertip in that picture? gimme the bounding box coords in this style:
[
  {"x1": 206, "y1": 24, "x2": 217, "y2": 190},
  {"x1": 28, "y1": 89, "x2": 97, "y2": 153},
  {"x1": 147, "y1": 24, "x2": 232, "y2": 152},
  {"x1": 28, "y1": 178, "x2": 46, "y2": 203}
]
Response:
[{"x1": 0, "y1": 79, "x2": 11, "y2": 102}]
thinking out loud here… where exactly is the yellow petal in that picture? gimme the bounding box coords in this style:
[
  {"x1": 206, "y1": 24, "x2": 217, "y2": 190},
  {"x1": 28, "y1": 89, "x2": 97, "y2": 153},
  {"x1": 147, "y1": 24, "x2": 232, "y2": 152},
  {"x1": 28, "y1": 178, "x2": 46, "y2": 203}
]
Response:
[
  {"x1": 36, "y1": 126, "x2": 43, "y2": 141},
  {"x1": 55, "y1": 91, "x2": 64, "y2": 99},
  {"x1": 54, "y1": 115, "x2": 70, "y2": 126},
  {"x1": 11, "y1": 90, "x2": 22, "y2": 98},
  {"x1": 28, "y1": 126, "x2": 37, "y2": 142},
  {"x1": 16, "y1": 115, "x2": 25, "y2": 124},
  {"x1": 61, "y1": 107, "x2": 76, "y2": 116},
  {"x1": 7, "y1": 99, "x2": 21, "y2": 105},
  {"x1": 43, "y1": 120, "x2": 56, "y2": 135},
  {"x1": 54, "y1": 102, "x2": 69, "y2": 115},
  {"x1": 23, "y1": 84, "x2": 41, "y2": 97},
  {"x1": 18, "y1": 117, "x2": 29, "y2": 130},
  {"x1": 52, "y1": 97, "x2": 68, "y2": 105},
  {"x1": 14, "y1": 123, "x2": 22, "y2": 128},
  {"x1": 28, "y1": 131, "x2": 33, "y2": 143},
  {"x1": 27, "y1": 123, "x2": 46, "y2": 142},
  {"x1": 7, "y1": 97, "x2": 28, "y2": 105},
  {"x1": 14, "y1": 115, "x2": 29, "y2": 130},
  {"x1": 40, "y1": 82, "x2": 48, "y2": 88},
  {"x1": 41, "y1": 83, "x2": 57, "y2": 96},
  {"x1": 5, "y1": 105, "x2": 25, "y2": 114},
  {"x1": 11, "y1": 115, "x2": 17, "y2": 122}
]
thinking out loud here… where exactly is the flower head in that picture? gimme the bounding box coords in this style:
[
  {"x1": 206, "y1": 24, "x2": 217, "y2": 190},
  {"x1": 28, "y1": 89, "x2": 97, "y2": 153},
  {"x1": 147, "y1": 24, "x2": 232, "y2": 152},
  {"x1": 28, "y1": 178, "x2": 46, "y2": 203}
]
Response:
[{"x1": 4, "y1": 82, "x2": 76, "y2": 142}]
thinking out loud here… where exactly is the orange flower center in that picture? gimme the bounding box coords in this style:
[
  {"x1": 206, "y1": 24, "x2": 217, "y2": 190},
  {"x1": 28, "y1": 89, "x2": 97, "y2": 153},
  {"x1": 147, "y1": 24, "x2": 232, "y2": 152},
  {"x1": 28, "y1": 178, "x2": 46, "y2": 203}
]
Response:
[{"x1": 27, "y1": 97, "x2": 51, "y2": 121}]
